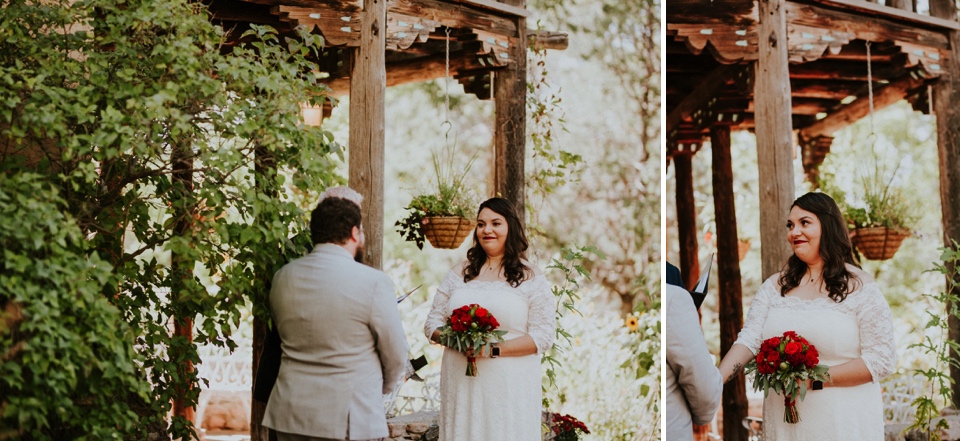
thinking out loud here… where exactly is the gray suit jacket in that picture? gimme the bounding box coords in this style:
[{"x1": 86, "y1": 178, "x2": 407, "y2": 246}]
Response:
[
  {"x1": 665, "y1": 285, "x2": 723, "y2": 441},
  {"x1": 263, "y1": 244, "x2": 409, "y2": 439}
]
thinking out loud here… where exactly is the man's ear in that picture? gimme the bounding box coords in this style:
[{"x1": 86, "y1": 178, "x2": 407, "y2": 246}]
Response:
[{"x1": 350, "y1": 225, "x2": 362, "y2": 242}]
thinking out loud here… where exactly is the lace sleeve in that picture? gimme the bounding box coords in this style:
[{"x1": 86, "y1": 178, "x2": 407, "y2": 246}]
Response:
[
  {"x1": 523, "y1": 274, "x2": 556, "y2": 354},
  {"x1": 733, "y1": 277, "x2": 778, "y2": 354},
  {"x1": 423, "y1": 268, "x2": 460, "y2": 340},
  {"x1": 855, "y1": 282, "x2": 897, "y2": 382}
]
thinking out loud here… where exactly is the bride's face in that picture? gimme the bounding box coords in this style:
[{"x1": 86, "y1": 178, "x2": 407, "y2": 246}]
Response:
[
  {"x1": 786, "y1": 206, "x2": 823, "y2": 265},
  {"x1": 477, "y1": 208, "x2": 508, "y2": 257}
]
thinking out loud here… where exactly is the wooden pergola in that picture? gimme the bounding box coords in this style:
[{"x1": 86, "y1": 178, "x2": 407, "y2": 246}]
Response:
[
  {"x1": 667, "y1": 0, "x2": 960, "y2": 439},
  {"x1": 196, "y1": 0, "x2": 566, "y2": 438}
]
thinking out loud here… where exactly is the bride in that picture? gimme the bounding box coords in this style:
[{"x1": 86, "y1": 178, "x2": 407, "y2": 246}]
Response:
[
  {"x1": 718, "y1": 192, "x2": 896, "y2": 439},
  {"x1": 424, "y1": 197, "x2": 555, "y2": 441}
]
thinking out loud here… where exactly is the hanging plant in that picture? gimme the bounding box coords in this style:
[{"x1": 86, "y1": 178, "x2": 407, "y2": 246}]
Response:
[
  {"x1": 821, "y1": 160, "x2": 916, "y2": 261},
  {"x1": 396, "y1": 148, "x2": 479, "y2": 250}
]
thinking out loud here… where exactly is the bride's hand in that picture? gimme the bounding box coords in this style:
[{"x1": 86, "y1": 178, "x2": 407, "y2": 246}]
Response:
[{"x1": 464, "y1": 345, "x2": 489, "y2": 358}]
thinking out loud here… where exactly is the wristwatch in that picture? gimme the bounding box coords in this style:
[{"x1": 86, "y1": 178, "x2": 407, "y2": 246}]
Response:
[
  {"x1": 490, "y1": 343, "x2": 500, "y2": 358},
  {"x1": 812, "y1": 380, "x2": 823, "y2": 391}
]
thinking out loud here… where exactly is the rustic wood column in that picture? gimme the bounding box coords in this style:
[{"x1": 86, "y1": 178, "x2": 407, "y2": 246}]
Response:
[
  {"x1": 755, "y1": 0, "x2": 795, "y2": 280},
  {"x1": 494, "y1": 1, "x2": 526, "y2": 222},
  {"x1": 930, "y1": 0, "x2": 960, "y2": 408},
  {"x1": 710, "y1": 124, "x2": 748, "y2": 441},
  {"x1": 171, "y1": 144, "x2": 196, "y2": 425},
  {"x1": 349, "y1": 0, "x2": 387, "y2": 269},
  {"x1": 673, "y1": 152, "x2": 700, "y2": 290},
  {"x1": 250, "y1": 146, "x2": 275, "y2": 441}
]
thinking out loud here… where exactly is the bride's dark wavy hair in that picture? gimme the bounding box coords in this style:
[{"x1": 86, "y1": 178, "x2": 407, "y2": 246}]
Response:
[
  {"x1": 463, "y1": 197, "x2": 530, "y2": 287},
  {"x1": 778, "y1": 192, "x2": 861, "y2": 302}
]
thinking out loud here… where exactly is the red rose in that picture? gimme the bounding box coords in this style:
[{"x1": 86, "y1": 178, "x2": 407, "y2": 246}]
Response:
[
  {"x1": 784, "y1": 341, "x2": 802, "y2": 355},
  {"x1": 476, "y1": 307, "x2": 488, "y2": 318},
  {"x1": 764, "y1": 350, "x2": 780, "y2": 364},
  {"x1": 784, "y1": 331, "x2": 799, "y2": 339},
  {"x1": 767, "y1": 337, "x2": 781, "y2": 349},
  {"x1": 787, "y1": 351, "x2": 805, "y2": 367},
  {"x1": 758, "y1": 361, "x2": 775, "y2": 374},
  {"x1": 804, "y1": 350, "x2": 819, "y2": 368}
]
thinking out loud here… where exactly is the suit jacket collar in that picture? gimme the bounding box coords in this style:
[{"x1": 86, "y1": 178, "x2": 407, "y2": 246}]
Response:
[{"x1": 311, "y1": 243, "x2": 354, "y2": 260}]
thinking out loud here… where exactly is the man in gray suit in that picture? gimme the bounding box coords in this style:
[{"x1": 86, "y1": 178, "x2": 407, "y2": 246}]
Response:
[
  {"x1": 665, "y1": 284, "x2": 723, "y2": 441},
  {"x1": 264, "y1": 188, "x2": 409, "y2": 441}
]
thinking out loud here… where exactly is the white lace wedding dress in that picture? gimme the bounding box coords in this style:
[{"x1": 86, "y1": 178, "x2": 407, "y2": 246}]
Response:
[
  {"x1": 424, "y1": 267, "x2": 555, "y2": 441},
  {"x1": 735, "y1": 276, "x2": 897, "y2": 440}
]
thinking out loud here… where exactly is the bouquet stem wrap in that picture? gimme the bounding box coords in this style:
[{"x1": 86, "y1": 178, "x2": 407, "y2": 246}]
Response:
[
  {"x1": 466, "y1": 356, "x2": 477, "y2": 377},
  {"x1": 783, "y1": 395, "x2": 799, "y2": 424}
]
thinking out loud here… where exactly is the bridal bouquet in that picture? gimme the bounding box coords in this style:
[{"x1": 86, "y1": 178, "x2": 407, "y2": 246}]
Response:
[
  {"x1": 437, "y1": 304, "x2": 506, "y2": 376},
  {"x1": 550, "y1": 413, "x2": 590, "y2": 441},
  {"x1": 744, "y1": 331, "x2": 830, "y2": 423}
]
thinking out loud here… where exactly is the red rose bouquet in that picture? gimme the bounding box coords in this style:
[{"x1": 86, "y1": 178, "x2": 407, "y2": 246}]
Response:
[
  {"x1": 744, "y1": 331, "x2": 830, "y2": 423},
  {"x1": 551, "y1": 413, "x2": 590, "y2": 441},
  {"x1": 437, "y1": 304, "x2": 506, "y2": 376}
]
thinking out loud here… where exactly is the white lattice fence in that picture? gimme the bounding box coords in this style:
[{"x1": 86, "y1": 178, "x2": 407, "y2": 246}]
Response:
[{"x1": 196, "y1": 341, "x2": 253, "y2": 428}]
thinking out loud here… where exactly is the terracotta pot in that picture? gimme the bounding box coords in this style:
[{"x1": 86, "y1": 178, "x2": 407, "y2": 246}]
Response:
[
  {"x1": 422, "y1": 216, "x2": 473, "y2": 249},
  {"x1": 850, "y1": 227, "x2": 910, "y2": 261},
  {"x1": 737, "y1": 240, "x2": 751, "y2": 261}
]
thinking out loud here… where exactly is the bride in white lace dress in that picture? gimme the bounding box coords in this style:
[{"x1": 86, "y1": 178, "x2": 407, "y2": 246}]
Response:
[
  {"x1": 718, "y1": 192, "x2": 896, "y2": 440},
  {"x1": 424, "y1": 198, "x2": 555, "y2": 441}
]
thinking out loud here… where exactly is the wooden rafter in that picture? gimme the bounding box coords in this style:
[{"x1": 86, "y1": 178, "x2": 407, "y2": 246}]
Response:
[
  {"x1": 666, "y1": 64, "x2": 748, "y2": 137},
  {"x1": 798, "y1": 73, "x2": 927, "y2": 140}
]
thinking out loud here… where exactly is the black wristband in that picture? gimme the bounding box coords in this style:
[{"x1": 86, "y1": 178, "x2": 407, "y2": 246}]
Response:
[{"x1": 812, "y1": 380, "x2": 823, "y2": 391}]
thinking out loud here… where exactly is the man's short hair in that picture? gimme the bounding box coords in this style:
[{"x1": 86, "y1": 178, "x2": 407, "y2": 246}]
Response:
[{"x1": 311, "y1": 197, "x2": 362, "y2": 245}]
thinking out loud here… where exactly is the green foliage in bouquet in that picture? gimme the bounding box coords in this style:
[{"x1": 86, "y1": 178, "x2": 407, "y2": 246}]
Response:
[{"x1": 396, "y1": 147, "x2": 479, "y2": 249}]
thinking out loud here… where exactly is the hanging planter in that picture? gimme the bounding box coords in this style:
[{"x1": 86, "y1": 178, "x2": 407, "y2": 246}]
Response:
[
  {"x1": 395, "y1": 149, "x2": 480, "y2": 250},
  {"x1": 851, "y1": 227, "x2": 911, "y2": 261},
  {"x1": 422, "y1": 216, "x2": 473, "y2": 249}
]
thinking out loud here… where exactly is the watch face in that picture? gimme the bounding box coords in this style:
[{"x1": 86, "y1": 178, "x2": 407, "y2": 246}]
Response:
[
  {"x1": 812, "y1": 380, "x2": 823, "y2": 390},
  {"x1": 492, "y1": 346, "x2": 500, "y2": 357}
]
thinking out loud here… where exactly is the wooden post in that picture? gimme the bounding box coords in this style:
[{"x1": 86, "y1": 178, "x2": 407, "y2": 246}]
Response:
[
  {"x1": 673, "y1": 153, "x2": 701, "y2": 290},
  {"x1": 494, "y1": 0, "x2": 526, "y2": 222},
  {"x1": 710, "y1": 124, "x2": 748, "y2": 441},
  {"x1": 755, "y1": 0, "x2": 795, "y2": 280},
  {"x1": 349, "y1": 0, "x2": 387, "y2": 269},
  {"x1": 171, "y1": 144, "x2": 196, "y2": 427},
  {"x1": 250, "y1": 146, "x2": 276, "y2": 441},
  {"x1": 930, "y1": 0, "x2": 960, "y2": 409}
]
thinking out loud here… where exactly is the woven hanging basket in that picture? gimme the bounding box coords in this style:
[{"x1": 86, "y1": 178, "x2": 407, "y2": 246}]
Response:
[
  {"x1": 851, "y1": 227, "x2": 911, "y2": 261},
  {"x1": 423, "y1": 216, "x2": 473, "y2": 249}
]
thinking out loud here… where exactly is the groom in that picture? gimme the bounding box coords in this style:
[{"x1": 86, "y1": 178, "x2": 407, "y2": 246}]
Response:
[
  {"x1": 665, "y1": 283, "x2": 722, "y2": 441},
  {"x1": 263, "y1": 187, "x2": 409, "y2": 441}
]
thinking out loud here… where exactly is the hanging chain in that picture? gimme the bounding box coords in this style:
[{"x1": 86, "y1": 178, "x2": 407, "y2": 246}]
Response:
[
  {"x1": 442, "y1": 27, "x2": 452, "y2": 143},
  {"x1": 866, "y1": 41, "x2": 876, "y2": 138}
]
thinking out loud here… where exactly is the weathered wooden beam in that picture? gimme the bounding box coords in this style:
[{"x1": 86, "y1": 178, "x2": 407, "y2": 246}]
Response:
[
  {"x1": 348, "y1": 0, "x2": 386, "y2": 269},
  {"x1": 494, "y1": 0, "x2": 526, "y2": 221},
  {"x1": 391, "y1": 0, "x2": 518, "y2": 36},
  {"x1": 666, "y1": 64, "x2": 743, "y2": 136},
  {"x1": 325, "y1": 52, "x2": 471, "y2": 96},
  {"x1": 451, "y1": 0, "x2": 529, "y2": 17},
  {"x1": 798, "y1": 74, "x2": 925, "y2": 139},
  {"x1": 808, "y1": 0, "x2": 959, "y2": 30},
  {"x1": 788, "y1": 2, "x2": 952, "y2": 48},
  {"x1": 710, "y1": 124, "x2": 747, "y2": 441},
  {"x1": 528, "y1": 30, "x2": 568, "y2": 50},
  {"x1": 755, "y1": 0, "x2": 794, "y2": 280},
  {"x1": 929, "y1": 0, "x2": 960, "y2": 408}
]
